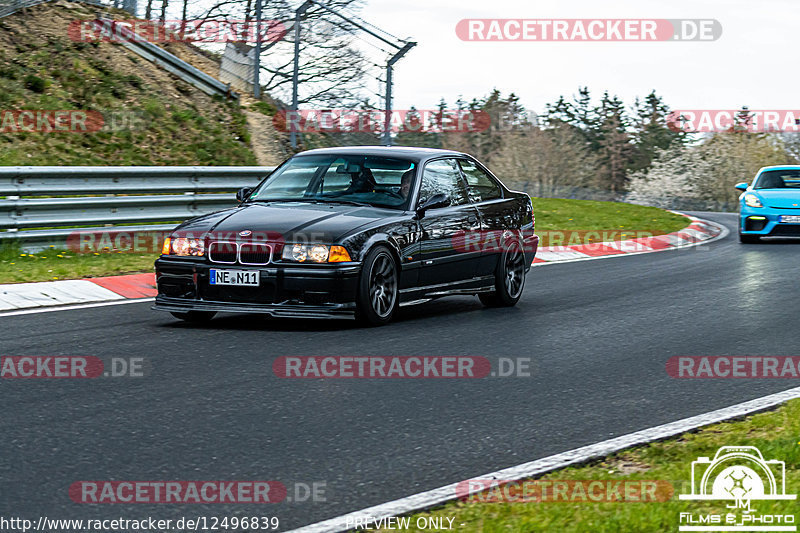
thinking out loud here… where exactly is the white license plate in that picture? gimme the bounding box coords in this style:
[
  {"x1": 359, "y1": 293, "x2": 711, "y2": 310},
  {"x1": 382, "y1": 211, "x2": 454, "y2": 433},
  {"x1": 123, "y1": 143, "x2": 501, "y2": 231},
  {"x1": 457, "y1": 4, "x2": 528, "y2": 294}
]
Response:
[
  {"x1": 209, "y1": 269, "x2": 259, "y2": 286},
  {"x1": 780, "y1": 215, "x2": 800, "y2": 224}
]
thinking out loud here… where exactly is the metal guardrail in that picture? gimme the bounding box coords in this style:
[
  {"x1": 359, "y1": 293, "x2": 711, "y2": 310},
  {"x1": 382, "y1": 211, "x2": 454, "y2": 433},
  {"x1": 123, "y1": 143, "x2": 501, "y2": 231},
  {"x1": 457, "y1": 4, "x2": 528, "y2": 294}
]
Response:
[
  {"x1": 1, "y1": 166, "x2": 275, "y2": 250},
  {"x1": 94, "y1": 18, "x2": 240, "y2": 100}
]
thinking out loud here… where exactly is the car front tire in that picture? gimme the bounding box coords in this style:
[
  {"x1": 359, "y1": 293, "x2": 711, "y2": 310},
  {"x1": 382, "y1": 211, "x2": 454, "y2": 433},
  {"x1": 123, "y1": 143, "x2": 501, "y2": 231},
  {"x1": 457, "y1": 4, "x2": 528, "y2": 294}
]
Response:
[
  {"x1": 355, "y1": 246, "x2": 399, "y2": 326},
  {"x1": 479, "y1": 242, "x2": 526, "y2": 307}
]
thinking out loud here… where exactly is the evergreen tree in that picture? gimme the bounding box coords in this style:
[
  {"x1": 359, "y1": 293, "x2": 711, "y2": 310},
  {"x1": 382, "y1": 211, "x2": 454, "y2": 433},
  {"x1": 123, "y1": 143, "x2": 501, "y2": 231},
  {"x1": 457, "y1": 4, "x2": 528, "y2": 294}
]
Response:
[
  {"x1": 395, "y1": 106, "x2": 439, "y2": 148},
  {"x1": 630, "y1": 90, "x2": 686, "y2": 171},
  {"x1": 594, "y1": 91, "x2": 635, "y2": 191}
]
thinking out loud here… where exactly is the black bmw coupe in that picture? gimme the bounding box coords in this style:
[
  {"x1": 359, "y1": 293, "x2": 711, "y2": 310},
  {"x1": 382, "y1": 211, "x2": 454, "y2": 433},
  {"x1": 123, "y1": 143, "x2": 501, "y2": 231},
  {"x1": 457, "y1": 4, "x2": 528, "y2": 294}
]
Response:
[{"x1": 153, "y1": 146, "x2": 538, "y2": 325}]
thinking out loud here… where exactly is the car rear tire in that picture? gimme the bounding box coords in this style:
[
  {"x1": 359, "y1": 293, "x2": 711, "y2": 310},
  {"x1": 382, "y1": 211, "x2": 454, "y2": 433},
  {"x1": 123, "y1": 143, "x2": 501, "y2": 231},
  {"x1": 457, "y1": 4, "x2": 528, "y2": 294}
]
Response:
[
  {"x1": 355, "y1": 246, "x2": 398, "y2": 326},
  {"x1": 739, "y1": 233, "x2": 761, "y2": 244},
  {"x1": 479, "y1": 242, "x2": 526, "y2": 307},
  {"x1": 170, "y1": 311, "x2": 217, "y2": 323}
]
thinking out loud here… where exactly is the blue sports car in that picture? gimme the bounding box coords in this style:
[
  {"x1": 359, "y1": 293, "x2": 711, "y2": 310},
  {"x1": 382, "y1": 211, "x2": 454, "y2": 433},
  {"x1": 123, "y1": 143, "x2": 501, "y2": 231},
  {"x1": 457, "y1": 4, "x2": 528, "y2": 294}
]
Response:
[{"x1": 736, "y1": 165, "x2": 800, "y2": 243}]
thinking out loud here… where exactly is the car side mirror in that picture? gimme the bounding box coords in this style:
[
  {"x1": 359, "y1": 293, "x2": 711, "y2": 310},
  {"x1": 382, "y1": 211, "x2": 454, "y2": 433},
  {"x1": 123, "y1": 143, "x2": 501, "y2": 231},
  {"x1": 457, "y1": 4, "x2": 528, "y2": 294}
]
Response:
[
  {"x1": 236, "y1": 187, "x2": 253, "y2": 202},
  {"x1": 735, "y1": 182, "x2": 749, "y2": 191},
  {"x1": 416, "y1": 193, "x2": 450, "y2": 216}
]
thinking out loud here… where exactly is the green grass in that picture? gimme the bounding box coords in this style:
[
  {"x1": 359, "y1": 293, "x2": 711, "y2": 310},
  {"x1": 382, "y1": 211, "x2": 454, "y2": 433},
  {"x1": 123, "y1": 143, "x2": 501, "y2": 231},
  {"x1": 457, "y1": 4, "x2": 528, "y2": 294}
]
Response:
[
  {"x1": 0, "y1": 199, "x2": 691, "y2": 284},
  {"x1": 251, "y1": 101, "x2": 278, "y2": 116},
  {"x1": 0, "y1": 2, "x2": 257, "y2": 166},
  {"x1": 0, "y1": 243, "x2": 157, "y2": 283},
  {"x1": 376, "y1": 400, "x2": 800, "y2": 532},
  {"x1": 533, "y1": 197, "x2": 689, "y2": 246}
]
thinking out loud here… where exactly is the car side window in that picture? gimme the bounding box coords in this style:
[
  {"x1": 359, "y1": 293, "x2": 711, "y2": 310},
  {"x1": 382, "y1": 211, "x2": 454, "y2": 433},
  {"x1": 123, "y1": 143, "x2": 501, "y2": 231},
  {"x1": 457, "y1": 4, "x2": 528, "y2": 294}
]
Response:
[
  {"x1": 458, "y1": 159, "x2": 502, "y2": 202},
  {"x1": 418, "y1": 159, "x2": 469, "y2": 207}
]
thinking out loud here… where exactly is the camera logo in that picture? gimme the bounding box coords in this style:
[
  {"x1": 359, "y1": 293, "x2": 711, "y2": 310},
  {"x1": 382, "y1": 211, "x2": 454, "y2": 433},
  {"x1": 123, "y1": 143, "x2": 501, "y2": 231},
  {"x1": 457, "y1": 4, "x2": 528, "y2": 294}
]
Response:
[{"x1": 678, "y1": 446, "x2": 796, "y2": 532}]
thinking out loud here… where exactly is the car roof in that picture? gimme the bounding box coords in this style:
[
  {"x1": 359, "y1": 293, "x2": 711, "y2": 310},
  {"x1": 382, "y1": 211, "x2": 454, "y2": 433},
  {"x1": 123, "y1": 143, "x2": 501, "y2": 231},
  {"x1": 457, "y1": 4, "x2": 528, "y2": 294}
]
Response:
[
  {"x1": 294, "y1": 146, "x2": 469, "y2": 162},
  {"x1": 757, "y1": 165, "x2": 800, "y2": 174}
]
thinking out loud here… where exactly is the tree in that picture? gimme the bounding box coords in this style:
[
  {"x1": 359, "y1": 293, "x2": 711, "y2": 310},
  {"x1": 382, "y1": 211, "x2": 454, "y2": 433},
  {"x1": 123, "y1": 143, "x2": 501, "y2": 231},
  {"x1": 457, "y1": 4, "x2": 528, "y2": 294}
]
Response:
[
  {"x1": 695, "y1": 132, "x2": 792, "y2": 206},
  {"x1": 544, "y1": 87, "x2": 597, "y2": 147},
  {"x1": 779, "y1": 132, "x2": 800, "y2": 163},
  {"x1": 626, "y1": 146, "x2": 704, "y2": 209},
  {"x1": 177, "y1": 0, "x2": 371, "y2": 106},
  {"x1": 630, "y1": 90, "x2": 686, "y2": 171},
  {"x1": 492, "y1": 123, "x2": 598, "y2": 197},
  {"x1": 627, "y1": 132, "x2": 793, "y2": 210},
  {"x1": 593, "y1": 91, "x2": 635, "y2": 192},
  {"x1": 440, "y1": 90, "x2": 531, "y2": 162},
  {"x1": 395, "y1": 106, "x2": 440, "y2": 148}
]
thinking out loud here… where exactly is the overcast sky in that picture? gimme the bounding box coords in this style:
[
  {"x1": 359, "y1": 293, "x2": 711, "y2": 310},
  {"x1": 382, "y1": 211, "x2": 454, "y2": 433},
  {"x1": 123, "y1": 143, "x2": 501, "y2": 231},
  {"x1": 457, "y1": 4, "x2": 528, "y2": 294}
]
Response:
[{"x1": 357, "y1": 0, "x2": 797, "y2": 114}]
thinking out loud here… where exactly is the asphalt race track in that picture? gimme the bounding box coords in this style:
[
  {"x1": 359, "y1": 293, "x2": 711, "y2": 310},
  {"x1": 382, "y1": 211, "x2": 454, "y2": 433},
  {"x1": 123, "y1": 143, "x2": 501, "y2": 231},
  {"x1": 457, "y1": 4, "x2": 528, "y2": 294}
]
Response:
[{"x1": 2, "y1": 212, "x2": 799, "y2": 530}]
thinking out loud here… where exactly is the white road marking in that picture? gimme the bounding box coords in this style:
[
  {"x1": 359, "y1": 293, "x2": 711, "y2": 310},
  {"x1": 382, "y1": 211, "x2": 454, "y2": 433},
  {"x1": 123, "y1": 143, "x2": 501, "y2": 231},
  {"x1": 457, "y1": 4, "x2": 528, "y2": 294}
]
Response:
[
  {"x1": 535, "y1": 249, "x2": 592, "y2": 261},
  {"x1": 0, "y1": 297, "x2": 153, "y2": 317},
  {"x1": 0, "y1": 279, "x2": 124, "y2": 311}
]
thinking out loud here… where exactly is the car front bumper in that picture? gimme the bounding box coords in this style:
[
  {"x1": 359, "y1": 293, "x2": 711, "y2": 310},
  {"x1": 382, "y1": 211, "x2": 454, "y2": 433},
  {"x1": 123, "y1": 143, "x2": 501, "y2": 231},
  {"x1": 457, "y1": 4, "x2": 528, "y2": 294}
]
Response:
[
  {"x1": 153, "y1": 257, "x2": 361, "y2": 319},
  {"x1": 739, "y1": 205, "x2": 800, "y2": 237}
]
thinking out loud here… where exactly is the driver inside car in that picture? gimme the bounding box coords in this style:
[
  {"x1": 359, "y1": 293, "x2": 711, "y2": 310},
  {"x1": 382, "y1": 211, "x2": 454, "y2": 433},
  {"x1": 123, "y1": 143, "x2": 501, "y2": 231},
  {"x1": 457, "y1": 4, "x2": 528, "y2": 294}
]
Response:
[{"x1": 398, "y1": 169, "x2": 414, "y2": 199}]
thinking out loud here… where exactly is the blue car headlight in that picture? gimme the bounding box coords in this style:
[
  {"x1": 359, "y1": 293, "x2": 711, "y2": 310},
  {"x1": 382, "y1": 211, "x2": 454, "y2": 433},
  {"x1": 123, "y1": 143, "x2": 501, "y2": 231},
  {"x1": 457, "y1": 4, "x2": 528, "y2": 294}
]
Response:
[{"x1": 743, "y1": 193, "x2": 763, "y2": 208}]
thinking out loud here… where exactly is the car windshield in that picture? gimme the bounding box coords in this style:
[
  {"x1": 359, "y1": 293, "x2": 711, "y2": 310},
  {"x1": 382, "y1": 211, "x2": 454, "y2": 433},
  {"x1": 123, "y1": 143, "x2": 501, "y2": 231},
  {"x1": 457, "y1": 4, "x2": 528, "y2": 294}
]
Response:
[
  {"x1": 755, "y1": 170, "x2": 800, "y2": 189},
  {"x1": 248, "y1": 154, "x2": 417, "y2": 210}
]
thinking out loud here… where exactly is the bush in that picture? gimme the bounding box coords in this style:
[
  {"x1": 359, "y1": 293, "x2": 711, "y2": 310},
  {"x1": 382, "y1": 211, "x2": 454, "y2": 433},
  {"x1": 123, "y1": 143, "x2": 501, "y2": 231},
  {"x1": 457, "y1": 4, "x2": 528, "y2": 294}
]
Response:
[
  {"x1": 252, "y1": 101, "x2": 277, "y2": 116},
  {"x1": 24, "y1": 74, "x2": 48, "y2": 93}
]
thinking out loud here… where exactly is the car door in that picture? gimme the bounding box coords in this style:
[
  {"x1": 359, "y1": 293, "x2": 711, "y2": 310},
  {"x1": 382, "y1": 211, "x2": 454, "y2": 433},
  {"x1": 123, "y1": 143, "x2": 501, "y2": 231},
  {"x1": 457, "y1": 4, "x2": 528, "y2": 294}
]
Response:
[
  {"x1": 416, "y1": 158, "x2": 482, "y2": 288},
  {"x1": 456, "y1": 157, "x2": 513, "y2": 278}
]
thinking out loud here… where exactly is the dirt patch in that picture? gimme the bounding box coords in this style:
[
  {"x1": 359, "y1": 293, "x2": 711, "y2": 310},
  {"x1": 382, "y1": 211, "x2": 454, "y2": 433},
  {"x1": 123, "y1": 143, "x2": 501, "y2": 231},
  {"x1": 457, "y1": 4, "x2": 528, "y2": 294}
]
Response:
[
  {"x1": 604, "y1": 457, "x2": 651, "y2": 475},
  {"x1": 162, "y1": 42, "x2": 222, "y2": 81},
  {"x1": 241, "y1": 102, "x2": 286, "y2": 165}
]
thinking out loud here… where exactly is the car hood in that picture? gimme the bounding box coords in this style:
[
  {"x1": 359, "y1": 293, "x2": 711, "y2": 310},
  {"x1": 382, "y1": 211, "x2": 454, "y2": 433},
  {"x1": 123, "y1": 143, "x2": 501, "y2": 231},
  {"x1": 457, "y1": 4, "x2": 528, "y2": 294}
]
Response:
[
  {"x1": 173, "y1": 202, "x2": 400, "y2": 243},
  {"x1": 753, "y1": 190, "x2": 800, "y2": 209}
]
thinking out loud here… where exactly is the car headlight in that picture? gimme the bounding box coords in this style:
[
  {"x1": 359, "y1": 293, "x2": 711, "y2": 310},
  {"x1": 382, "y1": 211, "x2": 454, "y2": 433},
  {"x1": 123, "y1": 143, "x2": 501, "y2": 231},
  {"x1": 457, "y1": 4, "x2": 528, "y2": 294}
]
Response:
[
  {"x1": 282, "y1": 244, "x2": 352, "y2": 263},
  {"x1": 743, "y1": 193, "x2": 763, "y2": 208},
  {"x1": 163, "y1": 237, "x2": 205, "y2": 256}
]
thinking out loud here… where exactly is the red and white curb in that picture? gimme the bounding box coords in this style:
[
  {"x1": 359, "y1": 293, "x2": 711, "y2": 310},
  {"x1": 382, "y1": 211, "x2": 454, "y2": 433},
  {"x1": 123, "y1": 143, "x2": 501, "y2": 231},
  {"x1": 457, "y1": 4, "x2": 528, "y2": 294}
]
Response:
[
  {"x1": 0, "y1": 215, "x2": 726, "y2": 315},
  {"x1": 532, "y1": 214, "x2": 727, "y2": 265},
  {"x1": 0, "y1": 273, "x2": 156, "y2": 313}
]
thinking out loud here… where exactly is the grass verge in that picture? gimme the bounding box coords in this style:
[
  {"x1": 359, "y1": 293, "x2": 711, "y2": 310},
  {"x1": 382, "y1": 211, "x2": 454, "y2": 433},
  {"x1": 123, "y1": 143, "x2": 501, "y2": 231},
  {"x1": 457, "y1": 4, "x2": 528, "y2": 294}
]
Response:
[
  {"x1": 0, "y1": 2, "x2": 256, "y2": 166},
  {"x1": 533, "y1": 197, "x2": 689, "y2": 246},
  {"x1": 376, "y1": 399, "x2": 800, "y2": 532},
  {"x1": 0, "y1": 198, "x2": 692, "y2": 283},
  {"x1": 0, "y1": 243, "x2": 157, "y2": 283}
]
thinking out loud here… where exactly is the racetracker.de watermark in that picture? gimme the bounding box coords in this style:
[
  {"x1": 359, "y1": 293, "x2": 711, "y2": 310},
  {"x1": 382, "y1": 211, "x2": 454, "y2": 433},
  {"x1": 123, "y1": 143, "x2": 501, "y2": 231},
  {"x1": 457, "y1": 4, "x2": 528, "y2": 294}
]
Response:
[
  {"x1": 69, "y1": 19, "x2": 287, "y2": 43},
  {"x1": 61, "y1": 228, "x2": 680, "y2": 255},
  {"x1": 453, "y1": 229, "x2": 660, "y2": 253},
  {"x1": 272, "y1": 109, "x2": 491, "y2": 134},
  {"x1": 456, "y1": 479, "x2": 674, "y2": 502},
  {"x1": 0, "y1": 356, "x2": 147, "y2": 378},
  {"x1": 273, "y1": 356, "x2": 533, "y2": 378},
  {"x1": 66, "y1": 229, "x2": 287, "y2": 254},
  {"x1": 455, "y1": 19, "x2": 721, "y2": 41},
  {"x1": 0, "y1": 110, "x2": 146, "y2": 133},
  {"x1": 69, "y1": 481, "x2": 293, "y2": 504},
  {"x1": 667, "y1": 356, "x2": 800, "y2": 378},
  {"x1": 667, "y1": 110, "x2": 800, "y2": 133}
]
